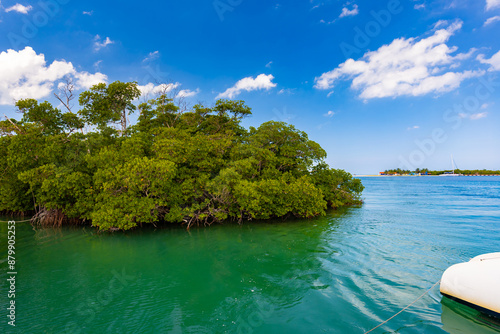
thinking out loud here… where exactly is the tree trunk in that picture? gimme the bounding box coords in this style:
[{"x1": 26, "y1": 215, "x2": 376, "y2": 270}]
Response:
[{"x1": 121, "y1": 109, "x2": 127, "y2": 136}]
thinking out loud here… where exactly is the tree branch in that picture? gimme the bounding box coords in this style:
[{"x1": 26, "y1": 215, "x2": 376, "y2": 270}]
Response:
[{"x1": 3, "y1": 115, "x2": 23, "y2": 135}]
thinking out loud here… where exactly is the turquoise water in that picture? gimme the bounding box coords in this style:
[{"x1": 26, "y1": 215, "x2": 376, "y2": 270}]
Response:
[{"x1": 1, "y1": 176, "x2": 500, "y2": 333}]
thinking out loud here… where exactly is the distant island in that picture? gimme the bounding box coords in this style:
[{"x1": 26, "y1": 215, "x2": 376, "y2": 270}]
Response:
[{"x1": 379, "y1": 168, "x2": 500, "y2": 176}]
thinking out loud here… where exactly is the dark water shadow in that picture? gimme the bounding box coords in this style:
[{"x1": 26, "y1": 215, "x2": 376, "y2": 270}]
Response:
[{"x1": 441, "y1": 297, "x2": 500, "y2": 333}]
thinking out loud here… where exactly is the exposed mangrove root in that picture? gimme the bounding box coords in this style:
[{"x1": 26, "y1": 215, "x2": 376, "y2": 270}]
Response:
[{"x1": 31, "y1": 208, "x2": 82, "y2": 227}]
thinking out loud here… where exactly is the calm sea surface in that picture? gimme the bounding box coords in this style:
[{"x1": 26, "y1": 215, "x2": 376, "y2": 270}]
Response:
[{"x1": 1, "y1": 176, "x2": 500, "y2": 333}]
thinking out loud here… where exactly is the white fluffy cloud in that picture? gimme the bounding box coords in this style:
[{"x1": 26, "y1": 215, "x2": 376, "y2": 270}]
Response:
[
  {"x1": 137, "y1": 83, "x2": 180, "y2": 96},
  {"x1": 176, "y1": 88, "x2": 200, "y2": 98},
  {"x1": 477, "y1": 50, "x2": 500, "y2": 71},
  {"x1": 0, "y1": 47, "x2": 107, "y2": 105},
  {"x1": 314, "y1": 21, "x2": 482, "y2": 99},
  {"x1": 73, "y1": 71, "x2": 107, "y2": 89},
  {"x1": 5, "y1": 4, "x2": 32, "y2": 14},
  {"x1": 216, "y1": 74, "x2": 277, "y2": 99},
  {"x1": 339, "y1": 4, "x2": 359, "y2": 18},
  {"x1": 484, "y1": 16, "x2": 500, "y2": 26},
  {"x1": 94, "y1": 35, "x2": 114, "y2": 51},
  {"x1": 486, "y1": 0, "x2": 500, "y2": 10},
  {"x1": 137, "y1": 83, "x2": 199, "y2": 99}
]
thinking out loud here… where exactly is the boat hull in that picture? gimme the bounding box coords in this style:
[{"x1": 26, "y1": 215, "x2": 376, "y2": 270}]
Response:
[{"x1": 440, "y1": 253, "x2": 500, "y2": 318}]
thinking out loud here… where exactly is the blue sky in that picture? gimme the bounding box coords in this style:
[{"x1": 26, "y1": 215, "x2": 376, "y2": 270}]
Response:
[{"x1": 0, "y1": 0, "x2": 499, "y2": 174}]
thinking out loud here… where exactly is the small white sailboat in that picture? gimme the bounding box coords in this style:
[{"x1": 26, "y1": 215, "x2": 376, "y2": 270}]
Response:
[
  {"x1": 440, "y1": 154, "x2": 463, "y2": 176},
  {"x1": 440, "y1": 253, "x2": 500, "y2": 319}
]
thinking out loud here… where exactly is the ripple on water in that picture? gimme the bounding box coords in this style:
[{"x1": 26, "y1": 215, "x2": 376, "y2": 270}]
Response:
[{"x1": 1, "y1": 177, "x2": 499, "y2": 333}]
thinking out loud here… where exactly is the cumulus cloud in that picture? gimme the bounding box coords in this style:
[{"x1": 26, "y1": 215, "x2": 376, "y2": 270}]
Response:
[
  {"x1": 137, "y1": 83, "x2": 199, "y2": 99},
  {"x1": 216, "y1": 74, "x2": 277, "y2": 99},
  {"x1": 176, "y1": 88, "x2": 200, "y2": 98},
  {"x1": 314, "y1": 20, "x2": 482, "y2": 99},
  {"x1": 324, "y1": 111, "x2": 335, "y2": 117},
  {"x1": 486, "y1": 0, "x2": 500, "y2": 10},
  {"x1": 0, "y1": 47, "x2": 107, "y2": 105},
  {"x1": 73, "y1": 71, "x2": 107, "y2": 89},
  {"x1": 339, "y1": 4, "x2": 359, "y2": 18},
  {"x1": 94, "y1": 35, "x2": 114, "y2": 51},
  {"x1": 5, "y1": 4, "x2": 32, "y2": 14},
  {"x1": 137, "y1": 83, "x2": 180, "y2": 97},
  {"x1": 484, "y1": 15, "x2": 500, "y2": 26},
  {"x1": 477, "y1": 50, "x2": 500, "y2": 70},
  {"x1": 83, "y1": 10, "x2": 93, "y2": 16}
]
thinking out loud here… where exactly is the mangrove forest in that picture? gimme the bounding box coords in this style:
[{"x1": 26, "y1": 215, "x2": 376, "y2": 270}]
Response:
[{"x1": 0, "y1": 81, "x2": 363, "y2": 231}]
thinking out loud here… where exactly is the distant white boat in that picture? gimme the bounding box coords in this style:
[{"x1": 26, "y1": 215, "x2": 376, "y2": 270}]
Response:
[
  {"x1": 440, "y1": 155, "x2": 463, "y2": 177},
  {"x1": 441, "y1": 253, "x2": 500, "y2": 319}
]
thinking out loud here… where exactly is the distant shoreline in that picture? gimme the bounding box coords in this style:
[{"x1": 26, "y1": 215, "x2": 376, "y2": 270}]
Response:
[{"x1": 354, "y1": 174, "x2": 500, "y2": 177}]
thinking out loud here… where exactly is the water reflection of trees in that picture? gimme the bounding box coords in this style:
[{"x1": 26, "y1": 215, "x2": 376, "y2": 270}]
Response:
[
  {"x1": 148, "y1": 215, "x2": 345, "y2": 333},
  {"x1": 10, "y1": 211, "x2": 352, "y2": 333}
]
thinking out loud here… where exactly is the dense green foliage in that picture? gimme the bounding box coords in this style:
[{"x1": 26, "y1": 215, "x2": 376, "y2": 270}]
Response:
[
  {"x1": 384, "y1": 168, "x2": 500, "y2": 176},
  {"x1": 0, "y1": 81, "x2": 363, "y2": 230}
]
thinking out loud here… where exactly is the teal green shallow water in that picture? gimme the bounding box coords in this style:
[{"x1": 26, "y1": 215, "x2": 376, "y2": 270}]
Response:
[{"x1": 1, "y1": 176, "x2": 500, "y2": 333}]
